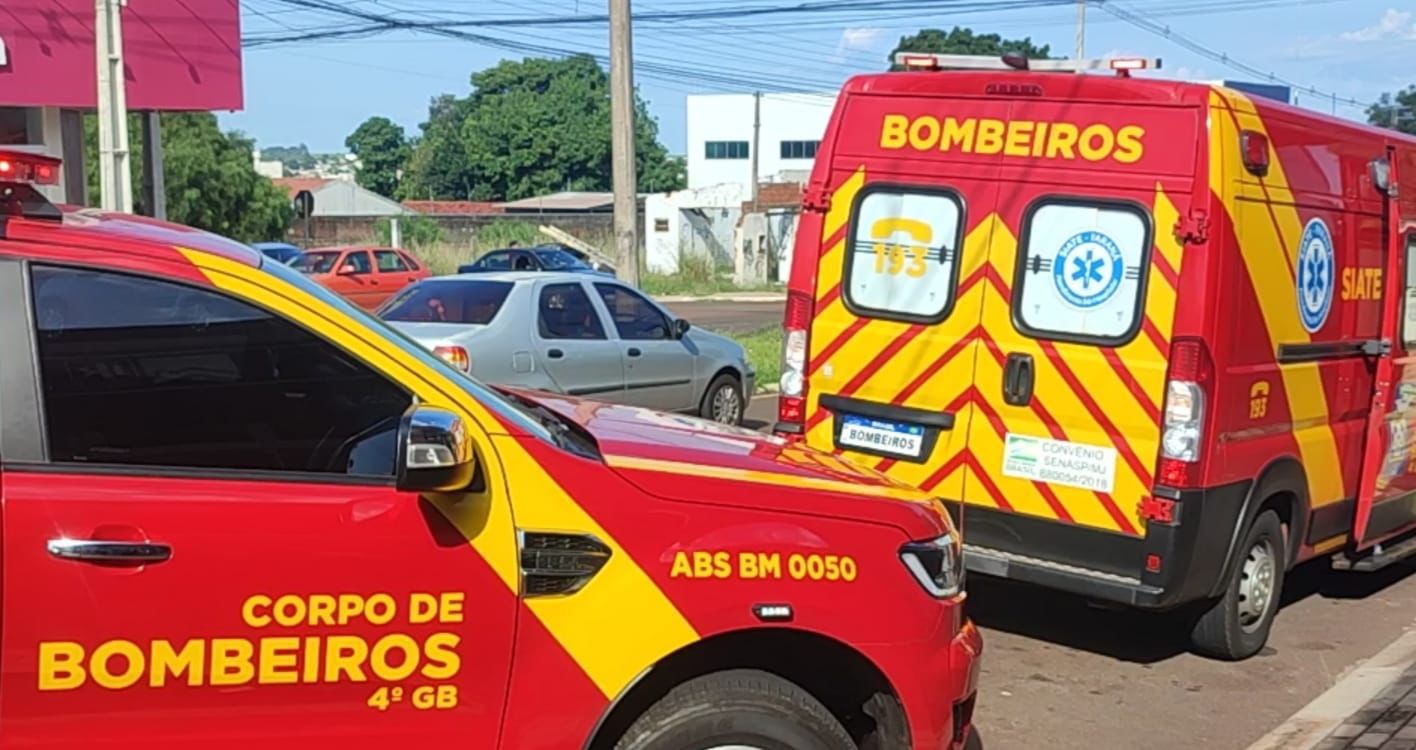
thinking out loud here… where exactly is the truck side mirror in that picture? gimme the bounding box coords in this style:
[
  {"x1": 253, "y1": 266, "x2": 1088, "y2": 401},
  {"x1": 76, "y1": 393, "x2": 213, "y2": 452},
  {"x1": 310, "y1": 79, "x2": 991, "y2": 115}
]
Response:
[{"x1": 396, "y1": 406, "x2": 478, "y2": 493}]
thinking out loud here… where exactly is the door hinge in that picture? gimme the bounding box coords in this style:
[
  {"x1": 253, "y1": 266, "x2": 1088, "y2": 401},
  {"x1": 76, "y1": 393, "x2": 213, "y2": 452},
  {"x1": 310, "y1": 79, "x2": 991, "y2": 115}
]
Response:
[
  {"x1": 1174, "y1": 210, "x2": 1209, "y2": 245},
  {"x1": 1360, "y1": 339, "x2": 1393, "y2": 357},
  {"x1": 802, "y1": 185, "x2": 832, "y2": 213}
]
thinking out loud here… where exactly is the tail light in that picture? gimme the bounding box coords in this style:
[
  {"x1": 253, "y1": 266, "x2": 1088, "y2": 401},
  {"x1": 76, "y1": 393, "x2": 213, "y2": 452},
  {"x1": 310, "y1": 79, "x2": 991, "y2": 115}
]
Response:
[
  {"x1": 777, "y1": 291, "x2": 813, "y2": 432},
  {"x1": 433, "y1": 345, "x2": 471, "y2": 373},
  {"x1": 1157, "y1": 338, "x2": 1213, "y2": 487}
]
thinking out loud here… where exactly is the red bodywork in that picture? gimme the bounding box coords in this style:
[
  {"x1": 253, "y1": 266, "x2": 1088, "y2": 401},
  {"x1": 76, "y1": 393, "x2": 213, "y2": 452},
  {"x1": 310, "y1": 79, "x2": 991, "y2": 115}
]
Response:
[
  {"x1": 779, "y1": 68, "x2": 1416, "y2": 608},
  {"x1": 299, "y1": 245, "x2": 431, "y2": 310},
  {"x1": 0, "y1": 204, "x2": 979, "y2": 748}
]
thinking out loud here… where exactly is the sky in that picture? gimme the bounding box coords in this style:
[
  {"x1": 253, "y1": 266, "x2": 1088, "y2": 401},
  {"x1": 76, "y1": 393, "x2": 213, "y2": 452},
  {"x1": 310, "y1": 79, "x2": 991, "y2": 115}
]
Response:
[{"x1": 222, "y1": 0, "x2": 1416, "y2": 156}]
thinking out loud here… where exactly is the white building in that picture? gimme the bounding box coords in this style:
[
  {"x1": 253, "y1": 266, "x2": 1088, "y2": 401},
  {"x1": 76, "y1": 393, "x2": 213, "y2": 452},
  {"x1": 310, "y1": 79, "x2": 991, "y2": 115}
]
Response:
[{"x1": 685, "y1": 92, "x2": 834, "y2": 192}]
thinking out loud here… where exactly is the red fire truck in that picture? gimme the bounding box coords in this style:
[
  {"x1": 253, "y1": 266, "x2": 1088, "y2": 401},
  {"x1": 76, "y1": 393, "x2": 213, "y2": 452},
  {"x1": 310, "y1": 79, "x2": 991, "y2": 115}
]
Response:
[{"x1": 777, "y1": 53, "x2": 1416, "y2": 659}]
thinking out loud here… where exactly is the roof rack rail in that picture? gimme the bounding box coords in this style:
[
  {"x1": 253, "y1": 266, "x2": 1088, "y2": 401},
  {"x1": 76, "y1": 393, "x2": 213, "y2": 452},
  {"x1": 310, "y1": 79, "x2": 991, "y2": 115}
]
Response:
[{"x1": 893, "y1": 53, "x2": 1162, "y2": 77}]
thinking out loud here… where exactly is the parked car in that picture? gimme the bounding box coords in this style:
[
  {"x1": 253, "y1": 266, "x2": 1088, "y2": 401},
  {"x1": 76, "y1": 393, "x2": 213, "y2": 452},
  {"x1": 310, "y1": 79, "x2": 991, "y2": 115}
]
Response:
[
  {"x1": 294, "y1": 245, "x2": 430, "y2": 310},
  {"x1": 250, "y1": 242, "x2": 303, "y2": 265},
  {"x1": 379, "y1": 272, "x2": 753, "y2": 424},
  {"x1": 457, "y1": 246, "x2": 613, "y2": 276}
]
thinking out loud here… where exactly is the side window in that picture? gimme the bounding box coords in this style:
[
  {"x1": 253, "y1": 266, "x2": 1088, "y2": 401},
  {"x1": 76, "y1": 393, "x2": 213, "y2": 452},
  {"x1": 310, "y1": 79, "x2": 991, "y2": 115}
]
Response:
[
  {"x1": 1014, "y1": 199, "x2": 1152, "y2": 344},
  {"x1": 538, "y1": 283, "x2": 607, "y2": 340},
  {"x1": 341, "y1": 251, "x2": 372, "y2": 275},
  {"x1": 1404, "y1": 234, "x2": 1416, "y2": 347},
  {"x1": 595, "y1": 283, "x2": 671, "y2": 340},
  {"x1": 31, "y1": 266, "x2": 411, "y2": 477},
  {"x1": 375, "y1": 250, "x2": 410, "y2": 273},
  {"x1": 478, "y1": 252, "x2": 512, "y2": 270},
  {"x1": 399, "y1": 251, "x2": 422, "y2": 271},
  {"x1": 844, "y1": 187, "x2": 964, "y2": 323}
]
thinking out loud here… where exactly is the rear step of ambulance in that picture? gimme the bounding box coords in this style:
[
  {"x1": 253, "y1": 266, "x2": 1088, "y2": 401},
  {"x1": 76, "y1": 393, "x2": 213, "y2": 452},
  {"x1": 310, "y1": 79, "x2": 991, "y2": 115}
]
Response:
[
  {"x1": 966, "y1": 544, "x2": 1163, "y2": 606},
  {"x1": 1332, "y1": 530, "x2": 1416, "y2": 573}
]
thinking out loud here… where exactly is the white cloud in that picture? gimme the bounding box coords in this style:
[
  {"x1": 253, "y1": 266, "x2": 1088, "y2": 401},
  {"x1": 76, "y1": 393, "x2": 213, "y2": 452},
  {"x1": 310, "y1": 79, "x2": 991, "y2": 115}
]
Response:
[
  {"x1": 1341, "y1": 9, "x2": 1416, "y2": 42},
  {"x1": 838, "y1": 26, "x2": 885, "y2": 52}
]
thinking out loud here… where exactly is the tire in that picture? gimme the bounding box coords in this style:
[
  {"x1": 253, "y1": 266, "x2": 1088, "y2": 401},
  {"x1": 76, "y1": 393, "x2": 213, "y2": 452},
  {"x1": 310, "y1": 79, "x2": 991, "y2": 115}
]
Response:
[
  {"x1": 1190, "y1": 510, "x2": 1286, "y2": 660},
  {"x1": 700, "y1": 373, "x2": 744, "y2": 426},
  {"x1": 613, "y1": 669, "x2": 856, "y2": 750}
]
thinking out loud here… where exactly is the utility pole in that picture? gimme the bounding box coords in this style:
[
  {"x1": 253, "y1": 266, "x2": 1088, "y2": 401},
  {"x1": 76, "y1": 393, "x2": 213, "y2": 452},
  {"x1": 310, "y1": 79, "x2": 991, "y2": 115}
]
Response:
[
  {"x1": 750, "y1": 91, "x2": 761, "y2": 213},
  {"x1": 96, "y1": 0, "x2": 132, "y2": 212},
  {"x1": 1075, "y1": 0, "x2": 1086, "y2": 59},
  {"x1": 609, "y1": 0, "x2": 640, "y2": 286}
]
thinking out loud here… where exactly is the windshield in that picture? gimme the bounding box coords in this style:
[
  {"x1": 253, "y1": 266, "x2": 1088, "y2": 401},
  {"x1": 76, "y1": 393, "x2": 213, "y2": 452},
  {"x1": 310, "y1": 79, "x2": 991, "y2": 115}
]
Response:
[
  {"x1": 380, "y1": 280, "x2": 513, "y2": 324},
  {"x1": 534, "y1": 248, "x2": 590, "y2": 270},
  {"x1": 293, "y1": 251, "x2": 340, "y2": 274},
  {"x1": 260, "y1": 259, "x2": 552, "y2": 440}
]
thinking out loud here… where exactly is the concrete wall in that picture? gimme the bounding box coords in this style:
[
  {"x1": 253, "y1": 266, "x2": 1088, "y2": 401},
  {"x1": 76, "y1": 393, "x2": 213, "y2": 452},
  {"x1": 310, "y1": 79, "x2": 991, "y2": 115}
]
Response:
[
  {"x1": 685, "y1": 92, "x2": 834, "y2": 192},
  {"x1": 644, "y1": 183, "x2": 746, "y2": 273},
  {"x1": 290, "y1": 212, "x2": 623, "y2": 250}
]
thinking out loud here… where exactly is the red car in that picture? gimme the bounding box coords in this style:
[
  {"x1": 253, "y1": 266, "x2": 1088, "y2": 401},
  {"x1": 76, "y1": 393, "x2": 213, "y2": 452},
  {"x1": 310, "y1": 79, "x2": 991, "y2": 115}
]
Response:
[{"x1": 296, "y1": 245, "x2": 430, "y2": 309}]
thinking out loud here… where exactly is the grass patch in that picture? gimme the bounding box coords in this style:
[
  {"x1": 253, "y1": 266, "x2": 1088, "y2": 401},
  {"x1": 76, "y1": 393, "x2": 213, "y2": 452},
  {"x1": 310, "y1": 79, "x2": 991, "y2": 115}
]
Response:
[
  {"x1": 641, "y1": 251, "x2": 784, "y2": 298},
  {"x1": 733, "y1": 326, "x2": 783, "y2": 392}
]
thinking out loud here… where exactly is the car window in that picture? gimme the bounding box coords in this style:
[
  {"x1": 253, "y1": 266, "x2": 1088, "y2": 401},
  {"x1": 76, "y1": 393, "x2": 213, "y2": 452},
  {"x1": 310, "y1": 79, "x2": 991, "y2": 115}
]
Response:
[
  {"x1": 381, "y1": 280, "x2": 514, "y2": 324},
  {"x1": 512, "y1": 253, "x2": 538, "y2": 271},
  {"x1": 476, "y1": 251, "x2": 513, "y2": 271},
  {"x1": 1013, "y1": 199, "x2": 1151, "y2": 345},
  {"x1": 399, "y1": 251, "x2": 422, "y2": 271},
  {"x1": 30, "y1": 265, "x2": 411, "y2": 478},
  {"x1": 294, "y1": 251, "x2": 340, "y2": 274},
  {"x1": 374, "y1": 250, "x2": 410, "y2": 273},
  {"x1": 341, "y1": 251, "x2": 373, "y2": 275},
  {"x1": 594, "y1": 283, "x2": 670, "y2": 340},
  {"x1": 534, "y1": 248, "x2": 590, "y2": 270},
  {"x1": 845, "y1": 187, "x2": 964, "y2": 323},
  {"x1": 539, "y1": 283, "x2": 607, "y2": 340}
]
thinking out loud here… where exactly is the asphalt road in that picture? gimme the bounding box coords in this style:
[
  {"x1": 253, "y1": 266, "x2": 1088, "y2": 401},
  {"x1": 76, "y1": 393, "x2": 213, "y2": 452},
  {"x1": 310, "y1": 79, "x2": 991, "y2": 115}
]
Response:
[
  {"x1": 662, "y1": 300, "x2": 783, "y2": 335},
  {"x1": 742, "y1": 395, "x2": 1416, "y2": 750}
]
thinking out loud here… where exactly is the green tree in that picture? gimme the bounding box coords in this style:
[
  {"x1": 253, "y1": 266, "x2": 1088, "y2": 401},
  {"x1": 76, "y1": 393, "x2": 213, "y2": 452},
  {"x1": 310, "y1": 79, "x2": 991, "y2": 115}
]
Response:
[
  {"x1": 401, "y1": 55, "x2": 684, "y2": 201},
  {"x1": 1369, "y1": 86, "x2": 1416, "y2": 136},
  {"x1": 260, "y1": 144, "x2": 316, "y2": 171},
  {"x1": 84, "y1": 112, "x2": 293, "y2": 243},
  {"x1": 888, "y1": 27, "x2": 1053, "y2": 69},
  {"x1": 399, "y1": 94, "x2": 477, "y2": 201},
  {"x1": 346, "y1": 116, "x2": 410, "y2": 198}
]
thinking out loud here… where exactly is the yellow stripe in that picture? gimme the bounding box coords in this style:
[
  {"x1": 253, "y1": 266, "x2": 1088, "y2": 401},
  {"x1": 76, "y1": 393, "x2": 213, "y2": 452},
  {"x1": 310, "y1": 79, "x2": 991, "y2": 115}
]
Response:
[
  {"x1": 1208, "y1": 89, "x2": 1346, "y2": 507},
  {"x1": 605, "y1": 454, "x2": 932, "y2": 503},
  {"x1": 500, "y1": 443, "x2": 699, "y2": 699},
  {"x1": 183, "y1": 249, "x2": 698, "y2": 701},
  {"x1": 1312, "y1": 534, "x2": 1349, "y2": 555},
  {"x1": 814, "y1": 167, "x2": 868, "y2": 302},
  {"x1": 1147, "y1": 184, "x2": 1183, "y2": 344}
]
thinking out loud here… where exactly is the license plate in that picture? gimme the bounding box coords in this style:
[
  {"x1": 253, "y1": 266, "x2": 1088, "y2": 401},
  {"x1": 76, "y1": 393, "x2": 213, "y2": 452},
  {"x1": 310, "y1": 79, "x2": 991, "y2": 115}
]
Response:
[{"x1": 838, "y1": 414, "x2": 925, "y2": 458}]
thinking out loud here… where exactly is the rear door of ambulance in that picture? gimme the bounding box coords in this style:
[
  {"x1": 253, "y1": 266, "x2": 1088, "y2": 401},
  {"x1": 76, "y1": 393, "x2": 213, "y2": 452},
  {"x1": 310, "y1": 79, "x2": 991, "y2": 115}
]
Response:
[{"x1": 802, "y1": 83, "x2": 1197, "y2": 579}]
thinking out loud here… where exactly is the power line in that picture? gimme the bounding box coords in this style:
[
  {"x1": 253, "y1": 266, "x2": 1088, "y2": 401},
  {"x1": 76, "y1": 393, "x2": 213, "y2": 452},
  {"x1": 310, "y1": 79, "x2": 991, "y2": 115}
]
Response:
[{"x1": 1099, "y1": 0, "x2": 1375, "y2": 110}]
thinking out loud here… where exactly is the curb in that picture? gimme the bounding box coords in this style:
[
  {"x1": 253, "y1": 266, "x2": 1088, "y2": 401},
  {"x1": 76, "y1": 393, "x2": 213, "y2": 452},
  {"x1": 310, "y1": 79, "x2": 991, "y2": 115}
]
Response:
[
  {"x1": 1247, "y1": 622, "x2": 1416, "y2": 750},
  {"x1": 657, "y1": 293, "x2": 786, "y2": 303}
]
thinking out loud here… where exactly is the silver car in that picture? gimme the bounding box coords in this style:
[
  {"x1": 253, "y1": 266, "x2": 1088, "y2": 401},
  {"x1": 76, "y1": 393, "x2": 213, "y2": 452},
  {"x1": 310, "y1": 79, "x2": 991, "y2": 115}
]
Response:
[{"x1": 378, "y1": 271, "x2": 755, "y2": 424}]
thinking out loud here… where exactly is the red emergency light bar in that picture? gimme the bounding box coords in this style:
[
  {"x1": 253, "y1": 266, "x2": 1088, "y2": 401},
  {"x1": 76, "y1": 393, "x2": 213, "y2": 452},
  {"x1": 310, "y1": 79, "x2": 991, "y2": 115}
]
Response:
[{"x1": 0, "y1": 151, "x2": 62, "y2": 187}]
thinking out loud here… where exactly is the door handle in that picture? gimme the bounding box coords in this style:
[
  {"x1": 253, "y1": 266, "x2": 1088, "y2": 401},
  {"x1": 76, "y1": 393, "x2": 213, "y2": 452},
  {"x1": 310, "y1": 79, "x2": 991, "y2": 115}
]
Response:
[
  {"x1": 1002, "y1": 353, "x2": 1035, "y2": 406},
  {"x1": 627, "y1": 347, "x2": 642, "y2": 357},
  {"x1": 48, "y1": 539, "x2": 172, "y2": 563},
  {"x1": 547, "y1": 348, "x2": 565, "y2": 359}
]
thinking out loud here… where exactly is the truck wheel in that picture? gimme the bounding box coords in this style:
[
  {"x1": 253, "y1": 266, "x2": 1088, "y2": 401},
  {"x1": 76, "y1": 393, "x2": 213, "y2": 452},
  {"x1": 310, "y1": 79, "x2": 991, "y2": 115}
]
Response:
[
  {"x1": 700, "y1": 374, "x2": 744, "y2": 426},
  {"x1": 614, "y1": 669, "x2": 855, "y2": 750},
  {"x1": 1190, "y1": 510, "x2": 1286, "y2": 660}
]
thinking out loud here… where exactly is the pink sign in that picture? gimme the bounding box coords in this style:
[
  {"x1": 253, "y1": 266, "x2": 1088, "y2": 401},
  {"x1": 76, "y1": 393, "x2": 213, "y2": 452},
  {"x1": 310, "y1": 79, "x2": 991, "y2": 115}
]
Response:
[{"x1": 0, "y1": 0, "x2": 243, "y2": 110}]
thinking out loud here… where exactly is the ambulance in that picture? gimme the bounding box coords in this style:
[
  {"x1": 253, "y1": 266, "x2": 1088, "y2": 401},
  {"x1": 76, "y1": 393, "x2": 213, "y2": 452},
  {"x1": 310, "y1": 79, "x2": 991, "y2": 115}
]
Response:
[
  {"x1": 776, "y1": 53, "x2": 1416, "y2": 660},
  {"x1": 0, "y1": 150, "x2": 979, "y2": 748}
]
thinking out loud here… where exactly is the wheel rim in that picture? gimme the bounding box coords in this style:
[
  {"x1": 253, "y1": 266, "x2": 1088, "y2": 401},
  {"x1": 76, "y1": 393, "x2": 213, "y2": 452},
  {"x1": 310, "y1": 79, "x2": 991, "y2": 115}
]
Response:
[
  {"x1": 711, "y1": 385, "x2": 741, "y2": 424},
  {"x1": 1237, "y1": 537, "x2": 1278, "y2": 632}
]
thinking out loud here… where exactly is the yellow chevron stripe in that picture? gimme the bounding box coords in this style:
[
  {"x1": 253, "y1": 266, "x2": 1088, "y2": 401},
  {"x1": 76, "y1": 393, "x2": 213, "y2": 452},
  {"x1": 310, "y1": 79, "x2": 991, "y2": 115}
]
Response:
[
  {"x1": 183, "y1": 249, "x2": 698, "y2": 701},
  {"x1": 1208, "y1": 88, "x2": 1346, "y2": 507},
  {"x1": 605, "y1": 454, "x2": 933, "y2": 503}
]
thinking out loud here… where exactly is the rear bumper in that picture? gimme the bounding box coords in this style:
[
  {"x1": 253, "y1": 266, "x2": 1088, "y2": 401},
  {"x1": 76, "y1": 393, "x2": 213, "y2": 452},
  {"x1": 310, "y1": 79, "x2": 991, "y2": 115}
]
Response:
[{"x1": 950, "y1": 479, "x2": 1251, "y2": 610}]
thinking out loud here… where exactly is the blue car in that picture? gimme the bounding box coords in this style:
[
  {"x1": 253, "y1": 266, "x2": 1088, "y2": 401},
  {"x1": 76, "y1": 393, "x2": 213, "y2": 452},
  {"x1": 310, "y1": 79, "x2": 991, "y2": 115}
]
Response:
[
  {"x1": 457, "y1": 246, "x2": 614, "y2": 276},
  {"x1": 251, "y1": 242, "x2": 304, "y2": 265}
]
